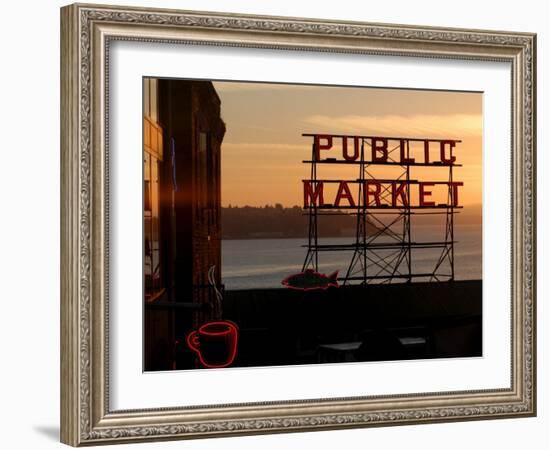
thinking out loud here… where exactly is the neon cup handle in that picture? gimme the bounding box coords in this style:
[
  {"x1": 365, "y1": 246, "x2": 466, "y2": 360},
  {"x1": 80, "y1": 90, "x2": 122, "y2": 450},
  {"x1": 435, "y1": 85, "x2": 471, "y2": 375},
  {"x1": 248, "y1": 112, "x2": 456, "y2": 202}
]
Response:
[{"x1": 186, "y1": 331, "x2": 200, "y2": 352}]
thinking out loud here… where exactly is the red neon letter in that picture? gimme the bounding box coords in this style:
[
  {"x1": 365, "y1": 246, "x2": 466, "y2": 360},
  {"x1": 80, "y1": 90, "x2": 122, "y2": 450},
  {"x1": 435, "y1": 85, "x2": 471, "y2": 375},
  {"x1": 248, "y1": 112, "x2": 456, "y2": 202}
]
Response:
[
  {"x1": 342, "y1": 136, "x2": 360, "y2": 161},
  {"x1": 371, "y1": 138, "x2": 388, "y2": 163},
  {"x1": 392, "y1": 182, "x2": 409, "y2": 207},
  {"x1": 440, "y1": 141, "x2": 457, "y2": 164},
  {"x1": 419, "y1": 182, "x2": 436, "y2": 207},
  {"x1": 424, "y1": 140, "x2": 430, "y2": 164},
  {"x1": 334, "y1": 181, "x2": 356, "y2": 207},
  {"x1": 314, "y1": 135, "x2": 333, "y2": 160},
  {"x1": 303, "y1": 181, "x2": 324, "y2": 207},
  {"x1": 364, "y1": 181, "x2": 382, "y2": 207},
  {"x1": 399, "y1": 140, "x2": 415, "y2": 164},
  {"x1": 449, "y1": 181, "x2": 464, "y2": 206}
]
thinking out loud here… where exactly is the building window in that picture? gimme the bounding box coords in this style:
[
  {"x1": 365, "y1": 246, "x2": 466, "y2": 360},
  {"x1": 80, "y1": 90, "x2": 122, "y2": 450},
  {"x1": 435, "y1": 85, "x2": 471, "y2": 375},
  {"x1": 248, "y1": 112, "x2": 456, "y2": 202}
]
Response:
[
  {"x1": 198, "y1": 130, "x2": 217, "y2": 228},
  {"x1": 143, "y1": 78, "x2": 158, "y2": 123},
  {"x1": 144, "y1": 78, "x2": 164, "y2": 301}
]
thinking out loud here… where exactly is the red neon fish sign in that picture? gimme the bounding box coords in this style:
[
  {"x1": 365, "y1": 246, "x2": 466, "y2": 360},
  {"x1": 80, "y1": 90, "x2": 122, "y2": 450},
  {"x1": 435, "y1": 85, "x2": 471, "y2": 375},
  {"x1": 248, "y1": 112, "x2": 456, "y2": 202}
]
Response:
[{"x1": 282, "y1": 269, "x2": 339, "y2": 291}]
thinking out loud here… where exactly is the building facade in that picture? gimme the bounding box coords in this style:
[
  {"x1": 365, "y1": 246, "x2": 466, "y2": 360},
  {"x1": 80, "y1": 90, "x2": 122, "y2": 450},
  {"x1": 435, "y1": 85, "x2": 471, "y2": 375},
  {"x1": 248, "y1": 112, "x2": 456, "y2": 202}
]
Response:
[{"x1": 144, "y1": 78, "x2": 226, "y2": 370}]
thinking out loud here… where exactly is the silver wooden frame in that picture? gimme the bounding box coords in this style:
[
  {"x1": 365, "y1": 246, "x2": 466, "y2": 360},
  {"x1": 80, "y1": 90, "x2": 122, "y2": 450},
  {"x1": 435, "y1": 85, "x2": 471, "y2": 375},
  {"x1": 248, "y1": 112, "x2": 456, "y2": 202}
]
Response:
[{"x1": 60, "y1": 3, "x2": 536, "y2": 446}]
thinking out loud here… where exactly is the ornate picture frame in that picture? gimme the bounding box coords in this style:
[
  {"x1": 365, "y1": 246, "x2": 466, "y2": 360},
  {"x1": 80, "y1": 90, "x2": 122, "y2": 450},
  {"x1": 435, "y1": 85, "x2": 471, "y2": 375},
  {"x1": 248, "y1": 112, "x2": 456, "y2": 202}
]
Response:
[{"x1": 60, "y1": 3, "x2": 536, "y2": 446}]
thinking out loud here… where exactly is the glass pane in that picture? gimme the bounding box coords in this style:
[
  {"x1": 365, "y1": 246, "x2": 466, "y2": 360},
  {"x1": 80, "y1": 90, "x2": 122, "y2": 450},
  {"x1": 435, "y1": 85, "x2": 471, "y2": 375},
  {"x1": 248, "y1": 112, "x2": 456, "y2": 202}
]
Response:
[
  {"x1": 151, "y1": 159, "x2": 160, "y2": 282},
  {"x1": 150, "y1": 79, "x2": 158, "y2": 123},
  {"x1": 199, "y1": 131, "x2": 207, "y2": 153},
  {"x1": 144, "y1": 152, "x2": 151, "y2": 181},
  {"x1": 144, "y1": 152, "x2": 151, "y2": 212},
  {"x1": 144, "y1": 152, "x2": 153, "y2": 294},
  {"x1": 143, "y1": 78, "x2": 150, "y2": 118}
]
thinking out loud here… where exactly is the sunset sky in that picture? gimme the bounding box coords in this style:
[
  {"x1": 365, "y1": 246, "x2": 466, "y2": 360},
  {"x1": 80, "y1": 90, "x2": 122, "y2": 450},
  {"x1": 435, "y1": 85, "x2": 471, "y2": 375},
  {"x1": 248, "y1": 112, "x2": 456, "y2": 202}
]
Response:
[{"x1": 213, "y1": 81, "x2": 482, "y2": 210}]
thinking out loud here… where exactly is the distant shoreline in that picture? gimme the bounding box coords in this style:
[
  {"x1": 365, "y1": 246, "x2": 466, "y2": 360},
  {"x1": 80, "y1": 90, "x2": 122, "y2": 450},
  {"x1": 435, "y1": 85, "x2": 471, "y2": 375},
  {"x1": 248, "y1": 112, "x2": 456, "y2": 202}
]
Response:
[
  {"x1": 221, "y1": 205, "x2": 377, "y2": 240},
  {"x1": 221, "y1": 222, "x2": 481, "y2": 241},
  {"x1": 222, "y1": 234, "x2": 349, "y2": 240},
  {"x1": 221, "y1": 205, "x2": 481, "y2": 240}
]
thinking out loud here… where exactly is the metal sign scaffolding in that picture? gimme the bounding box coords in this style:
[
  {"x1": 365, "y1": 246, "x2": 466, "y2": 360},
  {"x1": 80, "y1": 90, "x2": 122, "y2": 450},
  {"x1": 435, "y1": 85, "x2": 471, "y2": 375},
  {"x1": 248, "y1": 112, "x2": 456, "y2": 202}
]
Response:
[{"x1": 301, "y1": 133, "x2": 462, "y2": 285}]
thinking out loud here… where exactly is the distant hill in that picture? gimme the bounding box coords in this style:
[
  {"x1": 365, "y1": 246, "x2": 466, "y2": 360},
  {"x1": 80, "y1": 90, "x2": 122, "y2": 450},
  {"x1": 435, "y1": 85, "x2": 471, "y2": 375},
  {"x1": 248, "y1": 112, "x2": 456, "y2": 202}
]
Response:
[
  {"x1": 221, "y1": 205, "x2": 379, "y2": 240},
  {"x1": 221, "y1": 204, "x2": 481, "y2": 240}
]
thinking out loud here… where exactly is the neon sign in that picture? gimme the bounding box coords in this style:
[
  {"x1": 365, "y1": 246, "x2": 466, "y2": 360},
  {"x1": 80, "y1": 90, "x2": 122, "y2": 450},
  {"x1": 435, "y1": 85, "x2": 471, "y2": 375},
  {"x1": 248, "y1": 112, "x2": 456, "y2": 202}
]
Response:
[
  {"x1": 302, "y1": 134, "x2": 463, "y2": 210},
  {"x1": 187, "y1": 320, "x2": 239, "y2": 368}
]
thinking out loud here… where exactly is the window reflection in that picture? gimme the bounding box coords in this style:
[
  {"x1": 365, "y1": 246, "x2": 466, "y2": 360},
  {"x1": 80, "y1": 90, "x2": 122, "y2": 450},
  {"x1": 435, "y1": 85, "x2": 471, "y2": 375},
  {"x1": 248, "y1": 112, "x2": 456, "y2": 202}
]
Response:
[{"x1": 144, "y1": 78, "x2": 163, "y2": 300}]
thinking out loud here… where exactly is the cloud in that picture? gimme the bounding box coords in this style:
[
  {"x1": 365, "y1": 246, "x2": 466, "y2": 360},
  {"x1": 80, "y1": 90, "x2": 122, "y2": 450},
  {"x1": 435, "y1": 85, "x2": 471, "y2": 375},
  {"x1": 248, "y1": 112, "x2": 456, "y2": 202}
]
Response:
[
  {"x1": 303, "y1": 113, "x2": 482, "y2": 139},
  {"x1": 221, "y1": 142, "x2": 304, "y2": 152}
]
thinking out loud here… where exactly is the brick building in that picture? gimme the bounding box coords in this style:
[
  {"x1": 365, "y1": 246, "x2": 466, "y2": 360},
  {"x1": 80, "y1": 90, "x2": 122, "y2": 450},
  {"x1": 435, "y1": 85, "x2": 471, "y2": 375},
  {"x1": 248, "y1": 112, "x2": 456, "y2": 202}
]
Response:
[{"x1": 143, "y1": 78, "x2": 226, "y2": 370}]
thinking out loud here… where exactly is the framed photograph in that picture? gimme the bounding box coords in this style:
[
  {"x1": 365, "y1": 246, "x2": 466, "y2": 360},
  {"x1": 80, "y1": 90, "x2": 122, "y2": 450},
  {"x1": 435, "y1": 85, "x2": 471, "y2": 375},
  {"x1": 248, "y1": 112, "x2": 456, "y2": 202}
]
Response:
[{"x1": 60, "y1": 3, "x2": 536, "y2": 446}]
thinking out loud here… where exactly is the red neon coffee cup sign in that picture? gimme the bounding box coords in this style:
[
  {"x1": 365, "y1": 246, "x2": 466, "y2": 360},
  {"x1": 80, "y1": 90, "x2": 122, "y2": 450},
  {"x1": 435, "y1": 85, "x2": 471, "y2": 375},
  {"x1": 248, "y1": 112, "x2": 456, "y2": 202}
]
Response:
[{"x1": 187, "y1": 321, "x2": 239, "y2": 368}]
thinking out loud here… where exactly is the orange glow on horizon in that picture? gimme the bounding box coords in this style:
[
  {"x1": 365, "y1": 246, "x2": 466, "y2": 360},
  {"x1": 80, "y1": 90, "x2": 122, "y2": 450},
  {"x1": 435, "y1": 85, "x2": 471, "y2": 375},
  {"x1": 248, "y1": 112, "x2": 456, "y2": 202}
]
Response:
[{"x1": 214, "y1": 82, "x2": 482, "y2": 214}]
